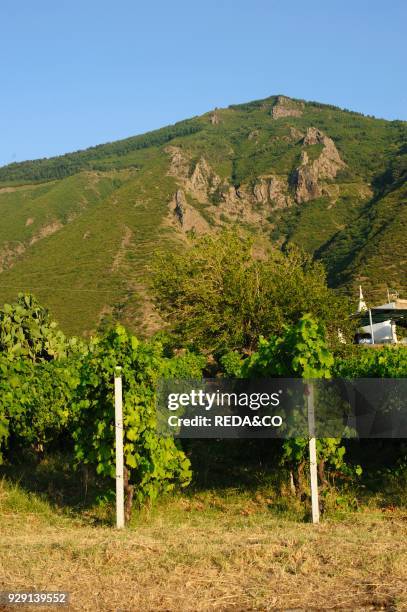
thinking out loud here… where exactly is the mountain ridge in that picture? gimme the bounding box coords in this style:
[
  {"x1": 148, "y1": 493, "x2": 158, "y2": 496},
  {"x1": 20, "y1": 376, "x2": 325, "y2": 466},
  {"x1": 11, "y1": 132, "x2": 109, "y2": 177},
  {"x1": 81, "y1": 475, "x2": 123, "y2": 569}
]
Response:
[{"x1": 0, "y1": 94, "x2": 405, "y2": 335}]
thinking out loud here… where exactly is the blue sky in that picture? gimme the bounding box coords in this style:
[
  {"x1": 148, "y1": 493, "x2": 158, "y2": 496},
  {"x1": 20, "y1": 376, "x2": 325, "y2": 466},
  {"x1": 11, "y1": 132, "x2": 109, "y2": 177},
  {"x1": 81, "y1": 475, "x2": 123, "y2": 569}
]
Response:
[{"x1": 1, "y1": 0, "x2": 406, "y2": 167}]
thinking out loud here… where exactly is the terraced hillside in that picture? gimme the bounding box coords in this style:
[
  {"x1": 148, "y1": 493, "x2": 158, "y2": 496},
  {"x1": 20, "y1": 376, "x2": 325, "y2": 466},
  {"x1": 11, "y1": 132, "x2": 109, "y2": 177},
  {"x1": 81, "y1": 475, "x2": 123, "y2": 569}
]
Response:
[{"x1": 0, "y1": 95, "x2": 405, "y2": 335}]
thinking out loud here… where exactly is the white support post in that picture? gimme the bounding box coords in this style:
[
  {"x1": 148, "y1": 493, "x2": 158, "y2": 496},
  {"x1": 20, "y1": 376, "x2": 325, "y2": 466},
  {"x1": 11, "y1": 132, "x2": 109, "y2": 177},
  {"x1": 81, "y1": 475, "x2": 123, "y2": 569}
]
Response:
[
  {"x1": 114, "y1": 367, "x2": 125, "y2": 529},
  {"x1": 368, "y1": 309, "x2": 375, "y2": 345},
  {"x1": 307, "y1": 382, "x2": 320, "y2": 524}
]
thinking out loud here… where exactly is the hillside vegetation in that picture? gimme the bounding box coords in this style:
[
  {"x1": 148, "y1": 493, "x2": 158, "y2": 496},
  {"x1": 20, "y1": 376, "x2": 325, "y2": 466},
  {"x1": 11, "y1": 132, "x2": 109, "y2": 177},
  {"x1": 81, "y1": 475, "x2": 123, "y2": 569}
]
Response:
[{"x1": 0, "y1": 95, "x2": 405, "y2": 335}]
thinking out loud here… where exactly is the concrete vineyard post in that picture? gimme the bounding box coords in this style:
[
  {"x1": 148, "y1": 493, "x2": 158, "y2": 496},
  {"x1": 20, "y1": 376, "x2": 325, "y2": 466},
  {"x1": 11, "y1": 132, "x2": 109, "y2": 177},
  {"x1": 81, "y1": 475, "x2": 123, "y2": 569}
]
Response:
[
  {"x1": 307, "y1": 382, "x2": 320, "y2": 524},
  {"x1": 114, "y1": 367, "x2": 125, "y2": 529},
  {"x1": 368, "y1": 309, "x2": 375, "y2": 344}
]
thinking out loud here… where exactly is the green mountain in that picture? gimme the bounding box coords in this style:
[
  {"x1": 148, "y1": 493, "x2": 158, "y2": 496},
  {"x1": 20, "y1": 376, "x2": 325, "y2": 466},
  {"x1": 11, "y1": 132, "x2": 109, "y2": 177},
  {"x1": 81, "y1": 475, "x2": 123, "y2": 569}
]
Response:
[{"x1": 0, "y1": 95, "x2": 405, "y2": 336}]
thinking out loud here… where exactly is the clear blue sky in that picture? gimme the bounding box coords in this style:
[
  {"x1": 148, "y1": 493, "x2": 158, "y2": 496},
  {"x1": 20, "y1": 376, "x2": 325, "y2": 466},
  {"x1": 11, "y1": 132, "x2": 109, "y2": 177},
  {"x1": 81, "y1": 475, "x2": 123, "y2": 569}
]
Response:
[{"x1": 1, "y1": 0, "x2": 406, "y2": 167}]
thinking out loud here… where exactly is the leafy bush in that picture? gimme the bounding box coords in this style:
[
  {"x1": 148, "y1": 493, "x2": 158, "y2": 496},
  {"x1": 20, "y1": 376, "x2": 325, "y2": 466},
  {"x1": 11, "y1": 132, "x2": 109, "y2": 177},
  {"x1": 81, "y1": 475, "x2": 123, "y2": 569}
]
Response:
[
  {"x1": 239, "y1": 315, "x2": 355, "y2": 494},
  {"x1": 0, "y1": 294, "x2": 83, "y2": 463},
  {"x1": 153, "y1": 230, "x2": 351, "y2": 355},
  {"x1": 0, "y1": 357, "x2": 79, "y2": 460},
  {"x1": 0, "y1": 293, "x2": 78, "y2": 362},
  {"x1": 219, "y1": 351, "x2": 244, "y2": 377},
  {"x1": 334, "y1": 345, "x2": 407, "y2": 378},
  {"x1": 1, "y1": 291, "x2": 405, "y2": 514},
  {"x1": 72, "y1": 326, "x2": 205, "y2": 516},
  {"x1": 240, "y1": 314, "x2": 334, "y2": 378}
]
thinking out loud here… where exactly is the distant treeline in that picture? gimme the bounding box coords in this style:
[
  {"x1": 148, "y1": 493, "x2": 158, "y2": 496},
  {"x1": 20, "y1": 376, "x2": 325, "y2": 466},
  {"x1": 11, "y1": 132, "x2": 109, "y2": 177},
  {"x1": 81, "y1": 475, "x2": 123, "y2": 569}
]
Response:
[{"x1": 0, "y1": 119, "x2": 203, "y2": 184}]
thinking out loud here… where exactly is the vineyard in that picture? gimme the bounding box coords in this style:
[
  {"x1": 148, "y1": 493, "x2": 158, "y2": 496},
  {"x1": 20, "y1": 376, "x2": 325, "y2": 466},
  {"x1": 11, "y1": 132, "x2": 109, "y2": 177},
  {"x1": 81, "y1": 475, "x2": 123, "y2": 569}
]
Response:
[
  {"x1": 1, "y1": 0, "x2": 406, "y2": 606},
  {"x1": 1, "y1": 292, "x2": 406, "y2": 518},
  {"x1": 0, "y1": 237, "x2": 406, "y2": 609}
]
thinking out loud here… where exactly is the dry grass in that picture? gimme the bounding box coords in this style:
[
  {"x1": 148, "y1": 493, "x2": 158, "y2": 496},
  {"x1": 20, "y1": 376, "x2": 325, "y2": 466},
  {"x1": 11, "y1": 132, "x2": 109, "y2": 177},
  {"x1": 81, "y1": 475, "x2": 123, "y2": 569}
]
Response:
[{"x1": 1, "y1": 483, "x2": 407, "y2": 611}]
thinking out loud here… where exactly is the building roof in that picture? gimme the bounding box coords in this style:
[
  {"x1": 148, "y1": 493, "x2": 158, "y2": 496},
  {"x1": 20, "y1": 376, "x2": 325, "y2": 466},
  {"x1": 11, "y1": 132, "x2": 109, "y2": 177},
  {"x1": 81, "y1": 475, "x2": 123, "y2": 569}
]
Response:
[{"x1": 354, "y1": 308, "x2": 407, "y2": 327}]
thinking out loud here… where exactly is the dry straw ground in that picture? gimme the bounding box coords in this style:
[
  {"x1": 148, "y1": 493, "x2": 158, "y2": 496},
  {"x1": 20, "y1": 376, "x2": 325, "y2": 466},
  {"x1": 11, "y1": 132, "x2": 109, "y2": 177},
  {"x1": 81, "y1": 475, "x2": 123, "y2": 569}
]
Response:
[{"x1": 1, "y1": 483, "x2": 406, "y2": 611}]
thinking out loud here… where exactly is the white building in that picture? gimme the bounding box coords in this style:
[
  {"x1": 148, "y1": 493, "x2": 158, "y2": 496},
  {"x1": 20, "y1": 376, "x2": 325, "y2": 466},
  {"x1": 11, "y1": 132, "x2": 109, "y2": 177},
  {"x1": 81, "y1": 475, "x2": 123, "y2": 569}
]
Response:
[{"x1": 355, "y1": 287, "x2": 407, "y2": 345}]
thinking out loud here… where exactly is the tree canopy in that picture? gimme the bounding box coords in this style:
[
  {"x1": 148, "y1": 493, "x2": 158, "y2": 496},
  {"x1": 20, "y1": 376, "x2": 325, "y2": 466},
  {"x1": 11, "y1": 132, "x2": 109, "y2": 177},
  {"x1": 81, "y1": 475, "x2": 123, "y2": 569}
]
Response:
[{"x1": 152, "y1": 230, "x2": 351, "y2": 355}]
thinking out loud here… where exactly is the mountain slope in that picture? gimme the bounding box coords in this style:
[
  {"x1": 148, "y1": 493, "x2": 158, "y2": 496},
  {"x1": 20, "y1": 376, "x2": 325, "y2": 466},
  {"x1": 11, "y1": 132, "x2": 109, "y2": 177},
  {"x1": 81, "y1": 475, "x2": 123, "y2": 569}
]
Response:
[{"x1": 0, "y1": 95, "x2": 405, "y2": 335}]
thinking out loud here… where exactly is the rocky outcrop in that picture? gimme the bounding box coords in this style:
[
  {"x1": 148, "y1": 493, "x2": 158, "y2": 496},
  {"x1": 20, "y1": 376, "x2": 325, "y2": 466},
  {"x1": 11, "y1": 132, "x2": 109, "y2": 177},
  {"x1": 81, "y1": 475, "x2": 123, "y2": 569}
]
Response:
[
  {"x1": 218, "y1": 184, "x2": 240, "y2": 207},
  {"x1": 187, "y1": 157, "x2": 222, "y2": 200},
  {"x1": 210, "y1": 109, "x2": 220, "y2": 125},
  {"x1": 166, "y1": 126, "x2": 344, "y2": 211},
  {"x1": 266, "y1": 176, "x2": 292, "y2": 209},
  {"x1": 165, "y1": 145, "x2": 190, "y2": 180},
  {"x1": 214, "y1": 192, "x2": 264, "y2": 225},
  {"x1": 303, "y1": 126, "x2": 324, "y2": 145},
  {"x1": 166, "y1": 147, "x2": 222, "y2": 203},
  {"x1": 169, "y1": 189, "x2": 210, "y2": 234},
  {"x1": 294, "y1": 151, "x2": 321, "y2": 202},
  {"x1": 251, "y1": 176, "x2": 292, "y2": 209},
  {"x1": 173, "y1": 189, "x2": 187, "y2": 225},
  {"x1": 165, "y1": 145, "x2": 294, "y2": 226},
  {"x1": 271, "y1": 96, "x2": 303, "y2": 119},
  {"x1": 294, "y1": 128, "x2": 346, "y2": 203},
  {"x1": 289, "y1": 127, "x2": 304, "y2": 141}
]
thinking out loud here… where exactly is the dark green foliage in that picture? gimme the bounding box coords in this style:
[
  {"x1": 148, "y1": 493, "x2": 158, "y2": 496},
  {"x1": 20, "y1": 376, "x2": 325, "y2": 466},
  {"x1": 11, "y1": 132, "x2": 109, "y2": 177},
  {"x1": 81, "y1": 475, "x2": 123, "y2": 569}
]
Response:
[
  {"x1": 0, "y1": 292, "x2": 406, "y2": 514},
  {"x1": 240, "y1": 314, "x2": 334, "y2": 378},
  {"x1": 318, "y1": 178, "x2": 407, "y2": 293},
  {"x1": 0, "y1": 356, "x2": 79, "y2": 459},
  {"x1": 0, "y1": 294, "x2": 71, "y2": 361},
  {"x1": 152, "y1": 229, "x2": 352, "y2": 355},
  {"x1": 373, "y1": 144, "x2": 407, "y2": 191},
  {"x1": 334, "y1": 345, "x2": 407, "y2": 378},
  {"x1": 0, "y1": 294, "x2": 83, "y2": 463},
  {"x1": 0, "y1": 293, "x2": 205, "y2": 511},
  {"x1": 238, "y1": 316, "x2": 359, "y2": 488},
  {"x1": 72, "y1": 325, "x2": 204, "y2": 508}
]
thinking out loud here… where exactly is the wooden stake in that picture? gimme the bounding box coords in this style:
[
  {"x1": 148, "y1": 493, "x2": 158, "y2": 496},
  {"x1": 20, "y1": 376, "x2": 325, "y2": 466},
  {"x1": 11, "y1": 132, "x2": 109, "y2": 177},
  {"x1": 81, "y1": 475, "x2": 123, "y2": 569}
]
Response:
[
  {"x1": 114, "y1": 367, "x2": 125, "y2": 529},
  {"x1": 307, "y1": 382, "x2": 320, "y2": 524}
]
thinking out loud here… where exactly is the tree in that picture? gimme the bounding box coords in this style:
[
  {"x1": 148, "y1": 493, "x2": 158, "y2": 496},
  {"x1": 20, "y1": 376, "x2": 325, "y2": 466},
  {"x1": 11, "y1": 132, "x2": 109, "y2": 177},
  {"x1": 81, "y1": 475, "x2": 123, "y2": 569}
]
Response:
[{"x1": 152, "y1": 229, "x2": 351, "y2": 355}]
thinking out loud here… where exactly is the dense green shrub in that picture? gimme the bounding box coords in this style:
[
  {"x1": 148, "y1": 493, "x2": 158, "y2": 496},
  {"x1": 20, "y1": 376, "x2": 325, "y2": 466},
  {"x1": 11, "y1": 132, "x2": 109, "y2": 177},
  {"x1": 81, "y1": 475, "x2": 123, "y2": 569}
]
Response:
[
  {"x1": 0, "y1": 356, "x2": 80, "y2": 460},
  {"x1": 240, "y1": 314, "x2": 333, "y2": 378},
  {"x1": 242, "y1": 316, "x2": 352, "y2": 491},
  {"x1": 0, "y1": 294, "x2": 71, "y2": 362},
  {"x1": 153, "y1": 230, "x2": 351, "y2": 355},
  {"x1": 1, "y1": 291, "x2": 406, "y2": 512},
  {"x1": 0, "y1": 294, "x2": 84, "y2": 463},
  {"x1": 72, "y1": 325, "x2": 205, "y2": 516},
  {"x1": 334, "y1": 345, "x2": 407, "y2": 378}
]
